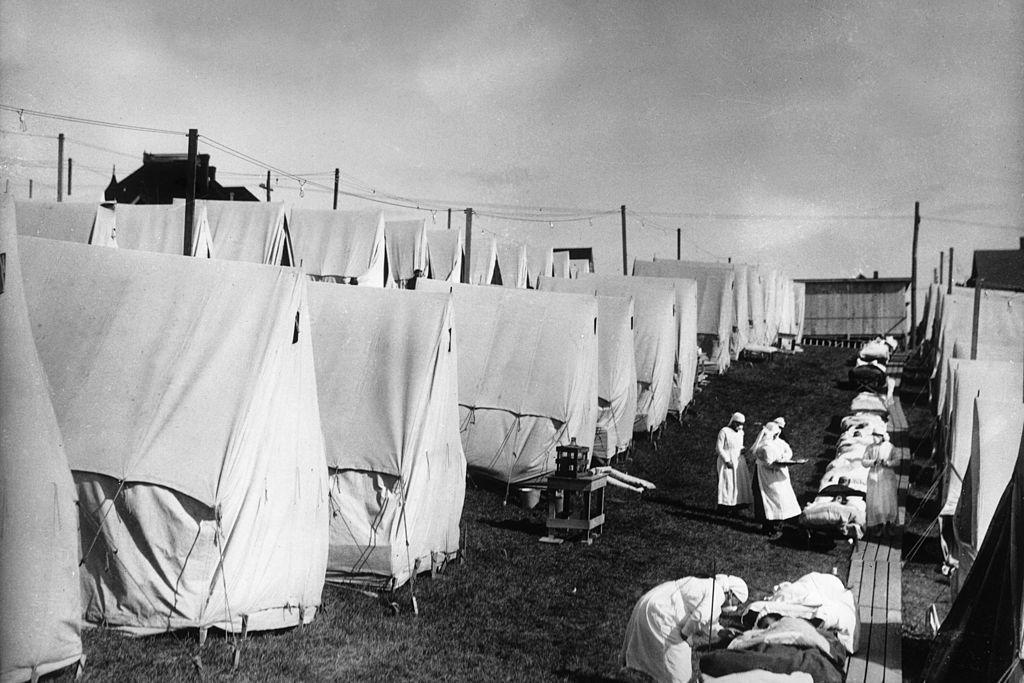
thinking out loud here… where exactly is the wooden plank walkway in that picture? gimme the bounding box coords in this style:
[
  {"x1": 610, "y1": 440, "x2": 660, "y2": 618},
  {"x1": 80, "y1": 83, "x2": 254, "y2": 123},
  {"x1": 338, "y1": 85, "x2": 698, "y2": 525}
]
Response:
[{"x1": 845, "y1": 388, "x2": 911, "y2": 682}]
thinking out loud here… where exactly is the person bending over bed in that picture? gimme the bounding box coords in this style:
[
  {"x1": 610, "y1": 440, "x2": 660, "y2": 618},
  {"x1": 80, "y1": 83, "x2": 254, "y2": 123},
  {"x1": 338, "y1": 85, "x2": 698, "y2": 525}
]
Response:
[{"x1": 621, "y1": 574, "x2": 748, "y2": 683}]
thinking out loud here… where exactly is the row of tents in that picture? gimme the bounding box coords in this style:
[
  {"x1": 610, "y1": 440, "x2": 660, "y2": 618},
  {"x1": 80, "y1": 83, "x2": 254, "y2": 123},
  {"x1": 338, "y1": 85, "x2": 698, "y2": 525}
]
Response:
[
  {"x1": 917, "y1": 281, "x2": 1024, "y2": 680},
  {"x1": 2, "y1": 199, "x2": 805, "y2": 682}
]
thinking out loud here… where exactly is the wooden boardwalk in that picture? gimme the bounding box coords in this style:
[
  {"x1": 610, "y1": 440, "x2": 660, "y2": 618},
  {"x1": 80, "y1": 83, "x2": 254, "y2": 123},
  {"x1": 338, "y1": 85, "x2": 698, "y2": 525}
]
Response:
[{"x1": 845, "y1": 389, "x2": 911, "y2": 682}]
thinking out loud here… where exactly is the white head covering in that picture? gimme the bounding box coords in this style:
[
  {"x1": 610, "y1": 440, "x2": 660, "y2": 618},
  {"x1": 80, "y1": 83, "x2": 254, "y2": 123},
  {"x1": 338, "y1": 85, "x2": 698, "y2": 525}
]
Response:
[
  {"x1": 730, "y1": 412, "x2": 745, "y2": 425},
  {"x1": 716, "y1": 574, "x2": 749, "y2": 603},
  {"x1": 773, "y1": 417, "x2": 786, "y2": 429}
]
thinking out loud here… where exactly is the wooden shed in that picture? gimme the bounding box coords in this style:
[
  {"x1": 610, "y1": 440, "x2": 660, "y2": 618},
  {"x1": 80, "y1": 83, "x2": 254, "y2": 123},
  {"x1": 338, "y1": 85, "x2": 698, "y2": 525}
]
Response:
[{"x1": 796, "y1": 275, "x2": 910, "y2": 340}]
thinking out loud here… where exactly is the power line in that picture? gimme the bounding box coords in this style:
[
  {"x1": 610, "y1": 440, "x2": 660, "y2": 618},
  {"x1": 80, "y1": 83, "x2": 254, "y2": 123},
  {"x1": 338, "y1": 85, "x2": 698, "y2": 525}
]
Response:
[{"x1": 0, "y1": 103, "x2": 184, "y2": 136}]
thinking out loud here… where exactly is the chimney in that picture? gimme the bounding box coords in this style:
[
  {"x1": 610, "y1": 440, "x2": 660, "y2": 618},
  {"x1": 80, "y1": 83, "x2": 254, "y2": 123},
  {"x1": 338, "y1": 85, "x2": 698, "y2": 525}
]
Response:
[{"x1": 873, "y1": 271, "x2": 878, "y2": 279}]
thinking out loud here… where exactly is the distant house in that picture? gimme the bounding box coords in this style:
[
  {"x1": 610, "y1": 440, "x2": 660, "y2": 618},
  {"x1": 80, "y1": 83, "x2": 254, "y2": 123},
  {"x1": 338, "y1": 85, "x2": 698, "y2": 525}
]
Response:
[
  {"x1": 966, "y1": 238, "x2": 1024, "y2": 292},
  {"x1": 795, "y1": 273, "x2": 910, "y2": 339},
  {"x1": 105, "y1": 153, "x2": 259, "y2": 204}
]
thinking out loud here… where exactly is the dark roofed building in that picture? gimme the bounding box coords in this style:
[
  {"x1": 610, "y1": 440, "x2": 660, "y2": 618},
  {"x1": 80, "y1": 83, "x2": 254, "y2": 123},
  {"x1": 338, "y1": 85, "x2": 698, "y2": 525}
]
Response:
[
  {"x1": 105, "y1": 153, "x2": 259, "y2": 204},
  {"x1": 966, "y1": 238, "x2": 1024, "y2": 292}
]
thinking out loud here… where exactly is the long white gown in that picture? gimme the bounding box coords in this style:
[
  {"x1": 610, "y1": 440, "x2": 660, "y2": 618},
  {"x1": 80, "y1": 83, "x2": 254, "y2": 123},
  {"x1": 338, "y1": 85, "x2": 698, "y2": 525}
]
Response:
[
  {"x1": 754, "y1": 436, "x2": 801, "y2": 520},
  {"x1": 716, "y1": 426, "x2": 753, "y2": 507},
  {"x1": 620, "y1": 577, "x2": 727, "y2": 683}
]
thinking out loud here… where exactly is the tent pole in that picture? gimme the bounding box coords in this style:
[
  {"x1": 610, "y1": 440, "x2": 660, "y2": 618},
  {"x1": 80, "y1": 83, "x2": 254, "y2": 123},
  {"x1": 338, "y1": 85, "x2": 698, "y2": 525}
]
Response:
[
  {"x1": 67, "y1": 158, "x2": 73, "y2": 196},
  {"x1": 910, "y1": 201, "x2": 920, "y2": 348},
  {"x1": 333, "y1": 168, "x2": 339, "y2": 209},
  {"x1": 939, "y1": 250, "x2": 944, "y2": 285},
  {"x1": 676, "y1": 227, "x2": 681, "y2": 260},
  {"x1": 447, "y1": 208, "x2": 451, "y2": 230},
  {"x1": 621, "y1": 205, "x2": 628, "y2": 275},
  {"x1": 183, "y1": 128, "x2": 198, "y2": 256}
]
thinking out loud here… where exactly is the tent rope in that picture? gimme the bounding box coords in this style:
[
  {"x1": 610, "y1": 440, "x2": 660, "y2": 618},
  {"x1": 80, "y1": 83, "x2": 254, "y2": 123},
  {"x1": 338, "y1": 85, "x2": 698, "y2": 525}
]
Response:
[
  {"x1": 901, "y1": 515, "x2": 940, "y2": 568},
  {"x1": 79, "y1": 478, "x2": 126, "y2": 566}
]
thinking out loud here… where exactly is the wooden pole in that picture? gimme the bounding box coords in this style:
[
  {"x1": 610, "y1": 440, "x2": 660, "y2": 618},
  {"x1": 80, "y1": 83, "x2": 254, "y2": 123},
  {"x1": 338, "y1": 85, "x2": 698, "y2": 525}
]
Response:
[
  {"x1": 183, "y1": 128, "x2": 198, "y2": 256},
  {"x1": 67, "y1": 158, "x2": 73, "y2": 196},
  {"x1": 947, "y1": 247, "x2": 954, "y2": 294},
  {"x1": 620, "y1": 205, "x2": 628, "y2": 275},
  {"x1": 29, "y1": 179, "x2": 33, "y2": 199},
  {"x1": 910, "y1": 201, "x2": 920, "y2": 347},
  {"x1": 676, "y1": 228, "x2": 681, "y2": 260},
  {"x1": 939, "y1": 250, "x2": 944, "y2": 285},
  {"x1": 333, "y1": 168, "x2": 339, "y2": 209},
  {"x1": 57, "y1": 133, "x2": 64, "y2": 201},
  {"x1": 970, "y1": 278, "x2": 983, "y2": 360},
  {"x1": 447, "y1": 208, "x2": 451, "y2": 230},
  {"x1": 265, "y1": 170, "x2": 272, "y2": 202},
  {"x1": 933, "y1": 267, "x2": 938, "y2": 284},
  {"x1": 463, "y1": 208, "x2": 473, "y2": 284}
]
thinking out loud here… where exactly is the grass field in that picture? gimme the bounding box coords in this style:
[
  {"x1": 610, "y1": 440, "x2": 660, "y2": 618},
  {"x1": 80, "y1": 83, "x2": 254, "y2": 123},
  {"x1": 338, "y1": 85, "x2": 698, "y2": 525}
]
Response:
[{"x1": 69, "y1": 347, "x2": 919, "y2": 681}]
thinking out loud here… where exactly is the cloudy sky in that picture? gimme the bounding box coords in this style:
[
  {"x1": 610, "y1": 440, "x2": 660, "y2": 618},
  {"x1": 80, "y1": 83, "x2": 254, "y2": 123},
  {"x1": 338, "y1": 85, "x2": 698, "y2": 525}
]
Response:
[{"x1": 1, "y1": 0, "x2": 1021, "y2": 292}]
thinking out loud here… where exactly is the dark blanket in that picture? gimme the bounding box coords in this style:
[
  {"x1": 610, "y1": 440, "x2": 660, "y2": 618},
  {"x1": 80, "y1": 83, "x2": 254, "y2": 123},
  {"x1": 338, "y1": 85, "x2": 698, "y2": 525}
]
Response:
[{"x1": 700, "y1": 630, "x2": 848, "y2": 683}]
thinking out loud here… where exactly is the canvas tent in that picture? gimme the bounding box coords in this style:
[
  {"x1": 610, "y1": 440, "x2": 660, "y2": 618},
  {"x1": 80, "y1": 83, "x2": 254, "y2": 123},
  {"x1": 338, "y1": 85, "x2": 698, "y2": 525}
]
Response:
[
  {"x1": 633, "y1": 259, "x2": 735, "y2": 372},
  {"x1": 1, "y1": 202, "x2": 84, "y2": 682},
  {"x1": 593, "y1": 295, "x2": 638, "y2": 457},
  {"x1": 579, "y1": 273, "x2": 699, "y2": 413},
  {"x1": 308, "y1": 283, "x2": 465, "y2": 588},
  {"x1": 538, "y1": 276, "x2": 676, "y2": 434},
  {"x1": 103, "y1": 203, "x2": 213, "y2": 256},
  {"x1": 747, "y1": 266, "x2": 769, "y2": 347},
  {"x1": 468, "y1": 236, "x2": 499, "y2": 285},
  {"x1": 185, "y1": 199, "x2": 293, "y2": 265},
  {"x1": 426, "y1": 229, "x2": 463, "y2": 282},
  {"x1": 921, "y1": 430, "x2": 1024, "y2": 682},
  {"x1": 951, "y1": 398, "x2": 1024, "y2": 583},
  {"x1": 526, "y1": 245, "x2": 554, "y2": 288},
  {"x1": 384, "y1": 218, "x2": 428, "y2": 287},
  {"x1": 793, "y1": 281, "x2": 806, "y2": 344},
  {"x1": 553, "y1": 250, "x2": 571, "y2": 278},
  {"x1": 14, "y1": 200, "x2": 105, "y2": 244},
  {"x1": 495, "y1": 241, "x2": 528, "y2": 288},
  {"x1": 938, "y1": 360, "x2": 1022, "y2": 570},
  {"x1": 289, "y1": 208, "x2": 386, "y2": 286},
  {"x1": 417, "y1": 279, "x2": 599, "y2": 485},
  {"x1": 20, "y1": 236, "x2": 328, "y2": 635}
]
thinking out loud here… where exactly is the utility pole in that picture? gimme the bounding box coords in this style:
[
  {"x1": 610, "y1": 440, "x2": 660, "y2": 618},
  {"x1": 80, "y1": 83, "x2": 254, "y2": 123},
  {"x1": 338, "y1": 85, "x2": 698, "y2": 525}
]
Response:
[
  {"x1": 183, "y1": 128, "x2": 198, "y2": 256},
  {"x1": 447, "y1": 208, "x2": 451, "y2": 230},
  {"x1": 910, "y1": 201, "x2": 920, "y2": 347},
  {"x1": 29, "y1": 179, "x2": 33, "y2": 199},
  {"x1": 57, "y1": 133, "x2": 64, "y2": 201},
  {"x1": 676, "y1": 228, "x2": 681, "y2": 260},
  {"x1": 620, "y1": 205, "x2": 628, "y2": 275},
  {"x1": 67, "y1": 158, "x2": 73, "y2": 196},
  {"x1": 333, "y1": 168, "x2": 339, "y2": 209},
  {"x1": 464, "y1": 208, "x2": 473, "y2": 284},
  {"x1": 265, "y1": 171, "x2": 272, "y2": 202},
  {"x1": 947, "y1": 247, "x2": 954, "y2": 295},
  {"x1": 939, "y1": 250, "x2": 944, "y2": 286}
]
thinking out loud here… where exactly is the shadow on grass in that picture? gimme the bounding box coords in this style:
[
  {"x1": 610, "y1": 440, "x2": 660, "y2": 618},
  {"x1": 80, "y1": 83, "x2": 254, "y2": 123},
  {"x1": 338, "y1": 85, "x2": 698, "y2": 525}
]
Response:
[
  {"x1": 479, "y1": 516, "x2": 548, "y2": 537},
  {"x1": 644, "y1": 496, "x2": 765, "y2": 535}
]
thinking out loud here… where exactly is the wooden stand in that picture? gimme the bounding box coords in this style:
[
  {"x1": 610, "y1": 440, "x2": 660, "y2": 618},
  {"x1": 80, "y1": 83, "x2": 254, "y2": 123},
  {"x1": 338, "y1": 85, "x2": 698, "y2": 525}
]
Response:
[{"x1": 539, "y1": 473, "x2": 607, "y2": 545}]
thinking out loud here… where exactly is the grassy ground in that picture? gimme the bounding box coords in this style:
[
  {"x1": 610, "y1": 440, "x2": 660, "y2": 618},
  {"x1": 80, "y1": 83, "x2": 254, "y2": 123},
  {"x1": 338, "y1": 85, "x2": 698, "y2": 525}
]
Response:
[{"x1": 69, "y1": 347, "x2": 872, "y2": 681}]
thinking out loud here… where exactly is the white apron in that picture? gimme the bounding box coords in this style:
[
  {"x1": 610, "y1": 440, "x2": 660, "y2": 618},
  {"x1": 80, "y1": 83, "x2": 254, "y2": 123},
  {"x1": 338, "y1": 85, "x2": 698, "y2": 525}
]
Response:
[{"x1": 716, "y1": 426, "x2": 753, "y2": 506}]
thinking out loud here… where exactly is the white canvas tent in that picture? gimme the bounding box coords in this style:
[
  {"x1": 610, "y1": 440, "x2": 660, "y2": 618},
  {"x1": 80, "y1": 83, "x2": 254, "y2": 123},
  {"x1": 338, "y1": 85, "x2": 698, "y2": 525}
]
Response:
[
  {"x1": 468, "y1": 236, "x2": 499, "y2": 285},
  {"x1": 308, "y1": 283, "x2": 465, "y2": 588},
  {"x1": 14, "y1": 200, "x2": 103, "y2": 244},
  {"x1": 183, "y1": 199, "x2": 293, "y2": 265},
  {"x1": 633, "y1": 259, "x2": 735, "y2": 372},
  {"x1": 417, "y1": 279, "x2": 599, "y2": 485},
  {"x1": 793, "y1": 281, "x2": 806, "y2": 344},
  {"x1": 384, "y1": 218, "x2": 428, "y2": 287},
  {"x1": 1, "y1": 202, "x2": 84, "y2": 682},
  {"x1": 553, "y1": 250, "x2": 571, "y2": 278},
  {"x1": 20, "y1": 236, "x2": 328, "y2": 635},
  {"x1": 426, "y1": 229, "x2": 463, "y2": 282},
  {"x1": 289, "y1": 208, "x2": 386, "y2": 286},
  {"x1": 594, "y1": 295, "x2": 638, "y2": 456},
  {"x1": 952, "y1": 398, "x2": 1024, "y2": 582},
  {"x1": 496, "y1": 241, "x2": 528, "y2": 289},
  {"x1": 747, "y1": 266, "x2": 770, "y2": 347},
  {"x1": 538, "y1": 276, "x2": 676, "y2": 434},
  {"x1": 579, "y1": 273, "x2": 699, "y2": 413},
  {"x1": 526, "y1": 245, "x2": 554, "y2": 288},
  {"x1": 104, "y1": 203, "x2": 213, "y2": 256},
  {"x1": 932, "y1": 287, "x2": 1024, "y2": 416}
]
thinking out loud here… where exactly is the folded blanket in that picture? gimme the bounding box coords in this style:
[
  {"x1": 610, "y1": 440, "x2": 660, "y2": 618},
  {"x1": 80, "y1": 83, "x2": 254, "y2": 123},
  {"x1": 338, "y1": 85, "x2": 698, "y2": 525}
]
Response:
[{"x1": 701, "y1": 643, "x2": 844, "y2": 683}]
